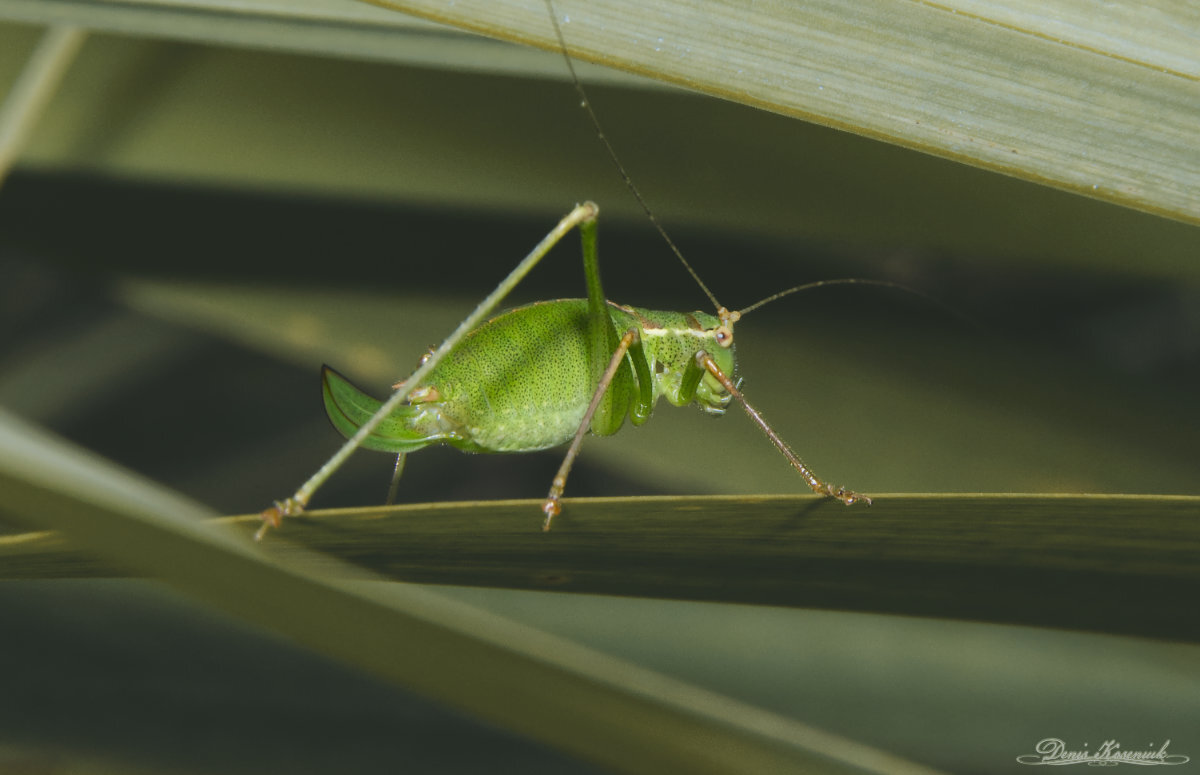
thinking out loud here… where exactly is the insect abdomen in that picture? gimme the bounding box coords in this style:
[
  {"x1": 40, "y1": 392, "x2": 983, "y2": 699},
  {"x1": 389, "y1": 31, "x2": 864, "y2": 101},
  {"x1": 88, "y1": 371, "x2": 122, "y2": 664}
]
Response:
[
  {"x1": 428, "y1": 300, "x2": 602, "y2": 452},
  {"x1": 323, "y1": 300, "x2": 645, "y2": 454}
]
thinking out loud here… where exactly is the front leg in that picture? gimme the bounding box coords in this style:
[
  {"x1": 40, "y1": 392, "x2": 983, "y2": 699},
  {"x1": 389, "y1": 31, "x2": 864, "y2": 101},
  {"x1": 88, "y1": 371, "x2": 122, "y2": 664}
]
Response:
[
  {"x1": 694, "y1": 351, "x2": 871, "y2": 507},
  {"x1": 542, "y1": 328, "x2": 641, "y2": 530}
]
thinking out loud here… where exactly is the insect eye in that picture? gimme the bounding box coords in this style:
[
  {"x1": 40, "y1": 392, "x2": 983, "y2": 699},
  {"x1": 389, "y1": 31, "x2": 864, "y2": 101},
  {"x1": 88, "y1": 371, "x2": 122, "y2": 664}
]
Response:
[{"x1": 714, "y1": 325, "x2": 733, "y2": 348}]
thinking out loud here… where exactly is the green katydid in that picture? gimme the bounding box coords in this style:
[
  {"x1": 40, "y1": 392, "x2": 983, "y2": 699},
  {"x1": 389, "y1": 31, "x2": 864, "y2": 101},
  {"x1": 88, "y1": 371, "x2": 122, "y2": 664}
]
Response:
[
  {"x1": 257, "y1": 201, "x2": 869, "y2": 538},
  {"x1": 256, "y1": 5, "x2": 873, "y2": 539}
]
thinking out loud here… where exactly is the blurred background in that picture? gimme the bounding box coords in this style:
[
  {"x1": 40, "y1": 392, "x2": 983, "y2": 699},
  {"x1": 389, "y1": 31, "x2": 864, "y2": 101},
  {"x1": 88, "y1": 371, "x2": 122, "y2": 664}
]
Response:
[{"x1": 0, "y1": 9, "x2": 1198, "y2": 774}]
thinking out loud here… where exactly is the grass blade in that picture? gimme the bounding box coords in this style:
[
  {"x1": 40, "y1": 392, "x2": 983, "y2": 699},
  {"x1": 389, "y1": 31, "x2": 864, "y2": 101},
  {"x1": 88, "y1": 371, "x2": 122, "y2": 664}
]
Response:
[
  {"x1": 0, "y1": 407, "x2": 945, "y2": 775},
  {"x1": 8, "y1": 492, "x2": 1199, "y2": 642}
]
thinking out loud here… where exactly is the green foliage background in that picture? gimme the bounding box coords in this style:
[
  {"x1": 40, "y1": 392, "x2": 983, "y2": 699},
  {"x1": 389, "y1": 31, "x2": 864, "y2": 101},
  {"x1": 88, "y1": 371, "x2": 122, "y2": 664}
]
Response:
[{"x1": 0, "y1": 1, "x2": 1198, "y2": 773}]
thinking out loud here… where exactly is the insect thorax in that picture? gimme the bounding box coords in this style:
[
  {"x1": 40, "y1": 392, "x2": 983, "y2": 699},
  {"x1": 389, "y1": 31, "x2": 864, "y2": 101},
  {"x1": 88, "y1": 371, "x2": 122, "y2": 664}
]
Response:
[{"x1": 616, "y1": 305, "x2": 736, "y2": 416}]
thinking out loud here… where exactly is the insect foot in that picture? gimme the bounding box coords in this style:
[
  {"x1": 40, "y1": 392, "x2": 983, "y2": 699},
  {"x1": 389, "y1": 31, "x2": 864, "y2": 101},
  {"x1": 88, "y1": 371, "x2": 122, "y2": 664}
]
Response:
[
  {"x1": 824, "y1": 484, "x2": 873, "y2": 507},
  {"x1": 542, "y1": 475, "x2": 567, "y2": 531},
  {"x1": 255, "y1": 496, "x2": 308, "y2": 541},
  {"x1": 542, "y1": 497, "x2": 561, "y2": 532}
]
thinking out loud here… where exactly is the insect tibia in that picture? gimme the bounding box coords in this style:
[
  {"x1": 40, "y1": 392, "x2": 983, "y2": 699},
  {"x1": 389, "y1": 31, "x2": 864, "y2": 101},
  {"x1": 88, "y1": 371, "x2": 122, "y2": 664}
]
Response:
[
  {"x1": 694, "y1": 352, "x2": 871, "y2": 507},
  {"x1": 542, "y1": 327, "x2": 642, "y2": 531}
]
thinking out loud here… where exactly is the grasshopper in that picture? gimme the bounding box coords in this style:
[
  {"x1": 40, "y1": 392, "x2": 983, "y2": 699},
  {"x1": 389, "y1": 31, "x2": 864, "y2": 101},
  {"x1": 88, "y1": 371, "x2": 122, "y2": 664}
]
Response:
[
  {"x1": 258, "y1": 201, "x2": 869, "y2": 538},
  {"x1": 257, "y1": 8, "x2": 871, "y2": 539}
]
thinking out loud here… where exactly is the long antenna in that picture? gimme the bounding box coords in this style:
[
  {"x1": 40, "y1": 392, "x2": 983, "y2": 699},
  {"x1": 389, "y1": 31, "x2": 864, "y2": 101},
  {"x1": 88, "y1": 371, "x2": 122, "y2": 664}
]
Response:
[
  {"x1": 739, "y1": 278, "x2": 909, "y2": 316},
  {"x1": 736, "y1": 277, "x2": 978, "y2": 333},
  {"x1": 544, "y1": 0, "x2": 723, "y2": 313}
]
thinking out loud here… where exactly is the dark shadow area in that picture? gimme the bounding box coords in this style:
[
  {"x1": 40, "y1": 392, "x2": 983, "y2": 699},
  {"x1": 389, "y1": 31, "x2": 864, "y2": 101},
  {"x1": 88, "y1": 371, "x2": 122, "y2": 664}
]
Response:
[{"x1": 0, "y1": 579, "x2": 608, "y2": 775}]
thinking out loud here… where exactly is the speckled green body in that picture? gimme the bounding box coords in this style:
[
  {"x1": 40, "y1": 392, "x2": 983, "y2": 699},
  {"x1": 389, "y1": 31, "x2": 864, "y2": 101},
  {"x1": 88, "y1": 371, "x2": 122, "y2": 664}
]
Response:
[{"x1": 322, "y1": 298, "x2": 736, "y2": 455}]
